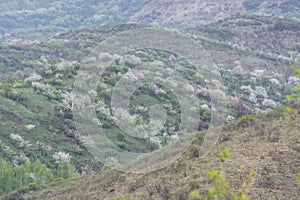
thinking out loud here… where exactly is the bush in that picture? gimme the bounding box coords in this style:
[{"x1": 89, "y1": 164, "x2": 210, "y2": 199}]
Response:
[
  {"x1": 296, "y1": 172, "x2": 300, "y2": 184},
  {"x1": 218, "y1": 149, "x2": 232, "y2": 162},
  {"x1": 188, "y1": 189, "x2": 203, "y2": 200},
  {"x1": 236, "y1": 115, "x2": 255, "y2": 129},
  {"x1": 189, "y1": 179, "x2": 199, "y2": 190}
]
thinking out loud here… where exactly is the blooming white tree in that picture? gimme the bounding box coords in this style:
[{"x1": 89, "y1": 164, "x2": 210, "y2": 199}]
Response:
[
  {"x1": 269, "y1": 78, "x2": 280, "y2": 85},
  {"x1": 150, "y1": 137, "x2": 162, "y2": 147},
  {"x1": 106, "y1": 156, "x2": 120, "y2": 167},
  {"x1": 10, "y1": 133, "x2": 29, "y2": 147},
  {"x1": 25, "y1": 124, "x2": 35, "y2": 131},
  {"x1": 52, "y1": 151, "x2": 71, "y2": 163},
  {"x1": 261, "y1": 99, "x2": 277, "y2": 108},
  {"x1": 226, "y1": 115, "x2": 235, "y2": 122},
  {"x1": 24, "y1": 73, "x2": 42, "y2": 83},
  {"x1": 79, "y1": 135, "x2": 95, "y2": 148},
  {"x1": 251, "y1": 69, "x2": 265, "y2": 77}
]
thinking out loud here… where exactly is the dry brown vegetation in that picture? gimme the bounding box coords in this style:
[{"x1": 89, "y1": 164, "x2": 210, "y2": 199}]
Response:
[{"x1": 16, "y1": 108, "x2": 300, "y2": 200}]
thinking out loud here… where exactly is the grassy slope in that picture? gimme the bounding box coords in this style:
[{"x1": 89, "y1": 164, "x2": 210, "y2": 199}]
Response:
[
  {"x1": 0, "y1": 87, "x2": 94, "y2": 170},
  {"x1": 20, "y1": 108, "x2": 300, "y2": 200}
]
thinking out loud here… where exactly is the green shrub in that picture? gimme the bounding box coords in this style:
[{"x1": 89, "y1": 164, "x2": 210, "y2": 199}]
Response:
[
  {"x1": 236, "y1": 115, "x2": 255, "y2": 129},
  {"x1": 296, "y1": 172, "x2": 300, "y2": 184},
  {"x1": 189, "y1": 179, "x2": 199, "y2": 190},
  {"x1": 188, "y1": 189, "x2": 203, "y2": 200},
  {"x1": 218, "y1": 149, "x2": 232, "y2": 162}
]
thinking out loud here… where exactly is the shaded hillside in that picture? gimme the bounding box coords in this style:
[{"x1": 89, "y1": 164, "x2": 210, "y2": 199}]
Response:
[
  {"x1": 188, "y1": 15, "x2": 300, "y2": 59},
  {"x1": 16, "y1": 107, "x2": 300, "y2": 200},
  {"x1": 131, "y1": 0, "x2": 300, "y2": 26},
  {"x1": 1, "y1": 0, "x2": 300, "y2": 40}
]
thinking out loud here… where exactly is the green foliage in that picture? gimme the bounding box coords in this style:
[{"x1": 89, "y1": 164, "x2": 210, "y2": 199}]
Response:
[
  {"x1": 236, "y1": 115, "x2": 255, "y2": 129},
  {"x1": 57, "y1": 162, "x2": 79, "y2": 180},
  {"x1": 188, "y1": 149, "x2": 256, "y2": 200},
  {"x1": 204, "y1": 170, "x2": 255, "y2": 200},
  {"x1": 0, "y1": 158, "x2": 53, "y2": 194},
  {"x1": 284, "y1": 69, "x2": 300, "y2": 105},
  {"x1": 230, "y1": 171, "x2": 256, "y2": 200},
  {"x1": 0, "y1": 158, "x2": 78, "y2": 195},
  {"x1": 207, "y1": 170, "x2": 230, "y2": 199},
  {"x1": 189, "y1": 179, "x2": 199, "y2": 190},
  {"x1": 282, "y1": 106, "x2": 296, "y2": 116},
  {"x1": 218, "y1": 149, "x2": 232, "y2": 162},
  {"x1": 188, "y1": 189, "x2": 203, "y2": 200},
  {"x1": 296, "y1": 172, "x2": 300, "y2": 184},
  {"x1": 1, "y1": 83, "x2": 13, "y2": 96}
]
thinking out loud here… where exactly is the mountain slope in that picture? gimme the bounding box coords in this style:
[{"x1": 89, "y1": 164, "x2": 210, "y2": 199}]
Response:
[
  {"x1": 16, "y1": 108, "x2": 300, "y2": 200},
  {"x1": 0, "y1": 15, "x2": 299, "y2": 198},
  {"x1": 131, "y1": 0, "x2": 300, "y2": 26},
  {"x1": 1, "y1": 0, "x2": 300, "y2": 40}
]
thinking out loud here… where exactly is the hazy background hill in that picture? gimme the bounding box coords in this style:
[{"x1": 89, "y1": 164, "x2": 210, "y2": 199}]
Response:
[{"x1": 0, "y1": 0, "x2": 300, "y2": 40}]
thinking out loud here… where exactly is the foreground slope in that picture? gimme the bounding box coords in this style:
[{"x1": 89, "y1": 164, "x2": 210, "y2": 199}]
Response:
[{"x1": 18, "y1": 108, "x2": 300, "y2": 200}]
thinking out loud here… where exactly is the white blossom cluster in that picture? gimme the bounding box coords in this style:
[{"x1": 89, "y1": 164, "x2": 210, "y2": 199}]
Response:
[
  {"x1": 25, "y1": 124, "x2": 35, "y2": 131},
  {"x1": 254, "y1": 86, "x2": 268, "y2": 98},
  {"x1": 261, "y1": 99, "x2": 277, "y2": 108},
  {"x1": 61, "y1": 91, "x2": 76, "y2": 110},
  {"x1": 56, "y1": 61, "x2": 76, "y2": 71},
  {"x1": 210, "y1": 89, "x2": 226, "y2": 98},
  {"x1": 106, "y1": 156, "x2": 120, "y2": 167},
  {"x1": 96, "y1": 100, "x2": 112, "y2": 118},
  {"x1": 240, "y1": 85, "x2": 252, "y2": 92},
  {"x1": 13, "y1": 152, "x2": 29, "y2": 166},
  {"x1": 288, "y1": 76, "x2": 300, "y2": 86},
  {"x1": 250, "y1": 69, "x2": 265, "y2": 77},
  {"x1": 241, "y1": 84, "x2": 278, "y2": 108},
  {"x1": 111, "y1": 107, "x2": 135, "y2": 124},
  {"x1": 52, "y1": 151, "x2": 71, "y2": 163},
  {"x1": 149, "y1": 83, "x2": 167, "y2": 95},
  {"x1": 232, "y1": 65, "x2": 245, "y2": 75},
  {"x1": 24, "y1": 73, "x2": 42, "y2": 83},
  {"x1": 73, "y1": 93, "x2": 93, "y2": 110},
  {"x1": 123, "y1": 54, "x2": 141, "y2": 64},
  {"x1": 10, "y1": 134, "x2": 30, "y2": 147},
  {"x1": 150, "y1": 137, "x2": 162, "y2": 147},
  {"x1": 79, "y1": 135, "x2": 96, "y2": 148},
  {"x1": 226, "y1": 115, "x2": 235, "y2": 122},
  {"x1": 136, "y1": 105, "x2": 148, "y2": 113},
  {"x1": 41, "y1": 144, "x2": 52, "y2": 152},
  {"x1": 98, "y1": 52, "x2": 113, "y2": 62},
  {"x1": 200, "y1": 104, "x2": 209, "y2": 110},
  {"x1": 269, "y1": 78, "x2": 280, "y2": 85},
  {"x1": 170, "y1": 135, "x2": 179, "y2": 141},
  {"x1": 80, "y1": 165, "x2": 94, "y2": 175},
  {"x1": 122, "y1": 71, "x2": 145, "y2": 81},
  {"x1": 31, "y1": 82, "x2": 52, "y2": 91}
]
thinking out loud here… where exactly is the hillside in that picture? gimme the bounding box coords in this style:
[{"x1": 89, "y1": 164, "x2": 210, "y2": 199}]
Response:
[
  {"x1": 0, "y1": 15, "x2": 299, "y2": 198},
  {"x1": 8, "y1": 107, "x2": 299, "y2": 200},
  {"x1": 1, "y1": 0, "x2": 300, "y2": 40}
]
